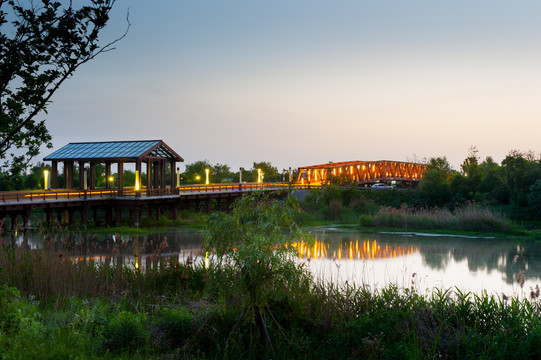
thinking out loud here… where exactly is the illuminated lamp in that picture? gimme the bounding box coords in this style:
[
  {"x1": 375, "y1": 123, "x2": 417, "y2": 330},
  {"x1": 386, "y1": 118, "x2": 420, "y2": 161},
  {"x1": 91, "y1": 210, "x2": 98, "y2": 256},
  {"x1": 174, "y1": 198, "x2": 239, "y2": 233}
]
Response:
[
  {"x1": 43, "y1": 169, "x2": 49, "y2": 190},
  {"x1": 205, "y1": 168, "x2": 210, "y2": 185},
  {"x1": 135, "y1": 170, "x2": 140, "y2": 191}
]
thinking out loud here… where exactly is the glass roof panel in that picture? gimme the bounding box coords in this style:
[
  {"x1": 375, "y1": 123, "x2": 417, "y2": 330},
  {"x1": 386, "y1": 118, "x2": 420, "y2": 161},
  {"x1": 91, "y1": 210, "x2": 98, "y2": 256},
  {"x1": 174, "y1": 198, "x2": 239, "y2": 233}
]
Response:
[{"x1": 44, "y1": 140, "x2": 165, "y2": 160}]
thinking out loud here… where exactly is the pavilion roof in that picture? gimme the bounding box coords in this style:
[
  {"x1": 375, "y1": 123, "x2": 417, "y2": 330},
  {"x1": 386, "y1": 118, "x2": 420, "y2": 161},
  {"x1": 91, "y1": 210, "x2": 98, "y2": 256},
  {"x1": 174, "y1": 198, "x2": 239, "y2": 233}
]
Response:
[{"x1": 44, "y1": 140, "x2": 184, "y2": 162}]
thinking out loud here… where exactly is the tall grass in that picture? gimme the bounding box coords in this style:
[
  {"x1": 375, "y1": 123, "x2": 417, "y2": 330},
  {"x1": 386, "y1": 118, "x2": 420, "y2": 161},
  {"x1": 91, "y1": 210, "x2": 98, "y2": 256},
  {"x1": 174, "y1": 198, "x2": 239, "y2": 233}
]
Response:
[
  {"x1": 2, "y1": 238, "x2": 541, "y2": 358},
  {"x1": 369, "y1": 202, "x2": 511, "y2": 232}
]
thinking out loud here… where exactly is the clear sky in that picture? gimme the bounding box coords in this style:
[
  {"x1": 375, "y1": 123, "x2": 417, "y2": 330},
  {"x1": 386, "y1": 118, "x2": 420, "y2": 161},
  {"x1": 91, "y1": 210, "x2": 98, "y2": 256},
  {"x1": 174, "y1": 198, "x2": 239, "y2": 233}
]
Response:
[{"x1": 40, "y1": 0, "x2": 541, "y2": 172}]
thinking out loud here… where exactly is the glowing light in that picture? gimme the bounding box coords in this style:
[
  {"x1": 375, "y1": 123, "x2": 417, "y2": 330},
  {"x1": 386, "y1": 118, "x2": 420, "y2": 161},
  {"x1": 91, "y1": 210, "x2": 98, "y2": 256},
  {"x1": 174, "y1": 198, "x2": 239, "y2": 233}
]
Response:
[
  {"x1": 257, "y1": 168, "x2": 262, "y2": 183},
  {"x1": 205, "y1": 168, "x2": 210, "y2": 185},
  {"x1": 195, "y1": 175, "x2": 201, "y2": 181},
  {"x1": 205, "y1": 251, "x2": 209, "y2": 269},
  {"x1": 135, "y1": 170, "x2": 140, "y2": 191},
  {"x1": 43, "y1": 169, "x2": 49, "y2": 190}
]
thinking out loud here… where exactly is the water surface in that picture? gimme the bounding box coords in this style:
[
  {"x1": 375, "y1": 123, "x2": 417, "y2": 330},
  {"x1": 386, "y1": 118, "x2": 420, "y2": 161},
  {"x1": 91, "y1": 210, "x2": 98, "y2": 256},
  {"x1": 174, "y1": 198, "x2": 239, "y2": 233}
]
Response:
[{"x1": 10, "y1": 227, "x2": 541, "y2": 298}]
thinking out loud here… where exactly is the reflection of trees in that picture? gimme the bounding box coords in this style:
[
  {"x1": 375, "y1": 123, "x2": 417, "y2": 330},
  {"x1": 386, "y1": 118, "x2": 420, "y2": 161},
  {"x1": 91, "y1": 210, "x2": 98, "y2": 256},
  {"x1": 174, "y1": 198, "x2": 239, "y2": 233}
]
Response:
[{"x1": 310, "y1": 229, "x2": 541, "y2": 285}]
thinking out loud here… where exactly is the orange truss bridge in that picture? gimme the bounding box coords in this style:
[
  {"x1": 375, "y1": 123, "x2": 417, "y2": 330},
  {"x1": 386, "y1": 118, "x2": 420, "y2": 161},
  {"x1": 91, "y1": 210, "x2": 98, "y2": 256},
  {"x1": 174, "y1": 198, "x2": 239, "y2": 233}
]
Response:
[{"x1": 296, "y1": 160, "x2": 427, "y2": 187}]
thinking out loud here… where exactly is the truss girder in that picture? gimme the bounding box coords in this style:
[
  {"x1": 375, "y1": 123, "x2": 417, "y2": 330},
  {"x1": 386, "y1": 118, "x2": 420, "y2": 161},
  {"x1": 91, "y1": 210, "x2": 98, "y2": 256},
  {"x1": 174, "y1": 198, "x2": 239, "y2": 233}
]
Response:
[{"x1": 297, "y1": 160, "x2": 427, "y2": 185}]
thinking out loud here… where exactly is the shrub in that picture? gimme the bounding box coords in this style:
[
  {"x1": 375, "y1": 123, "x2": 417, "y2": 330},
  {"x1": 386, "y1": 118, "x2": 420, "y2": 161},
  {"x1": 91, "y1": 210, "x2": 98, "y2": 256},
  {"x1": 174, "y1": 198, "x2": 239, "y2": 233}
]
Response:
[
  {"x1": 102, "y1": 310, "x2": 146, "y2": 352},
  {"x1": 151, "y1": 307, "x2": 194, "y2": 349}
]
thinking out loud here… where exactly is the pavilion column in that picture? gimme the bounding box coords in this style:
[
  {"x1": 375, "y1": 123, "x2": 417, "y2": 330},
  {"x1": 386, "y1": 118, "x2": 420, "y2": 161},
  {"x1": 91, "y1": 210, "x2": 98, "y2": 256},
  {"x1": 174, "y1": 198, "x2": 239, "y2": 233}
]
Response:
[
  {"x1": 170, "y1": 160, "x2": 176, "y2": 188},
  {"x1": 153, "y1": 162, "x2": 159, "y2": 189},
  {"x1": 52, "y1": 161, "x2": 58, "y2": 189},
  {"x1": 147, "y1": 159, "x2": 152, "y2": 196},
  {"x1": 105, "y1": 162, "x2": 111, "y2": 189},
  {"x1": 160, "y1": 159, "x2": 166, "y2": 189},
  {"x1": 90, "y1": 162, "x2": 96, "y2": 190},
  {"x1": 78, "y1": 161, "x2": 85, "y2": 190},
  {"x1": 64, "y1": 160, "x2": 74, "y2": 189},
  {"x1": 118, "y1": 161, "x2": 124, "y2": 195}
]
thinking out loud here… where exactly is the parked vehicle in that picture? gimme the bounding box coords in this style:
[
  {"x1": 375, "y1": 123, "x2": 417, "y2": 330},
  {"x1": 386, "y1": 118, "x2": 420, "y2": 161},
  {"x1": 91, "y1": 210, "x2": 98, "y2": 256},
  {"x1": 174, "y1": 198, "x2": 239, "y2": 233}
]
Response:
[{"x1": 371, "y1": 183, "x2": 392, "y2": 190}]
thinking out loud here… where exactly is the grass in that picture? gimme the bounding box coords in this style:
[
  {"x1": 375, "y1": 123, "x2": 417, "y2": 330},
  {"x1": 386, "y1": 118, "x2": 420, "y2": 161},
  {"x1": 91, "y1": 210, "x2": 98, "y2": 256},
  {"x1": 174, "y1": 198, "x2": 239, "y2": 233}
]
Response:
[
  {"x1": 362, "y1": 203, "x2": 512, "y2": 233},
  {"x1": 2, "y1": 261, "x2": 541, "y2": 359}
]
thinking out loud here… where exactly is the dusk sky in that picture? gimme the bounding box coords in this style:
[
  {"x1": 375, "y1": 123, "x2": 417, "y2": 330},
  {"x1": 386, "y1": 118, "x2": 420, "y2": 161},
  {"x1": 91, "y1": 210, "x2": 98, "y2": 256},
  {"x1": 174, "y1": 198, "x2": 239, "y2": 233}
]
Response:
[{"x1": 41, "y1": 1, "x2": 541, "y2": 172}]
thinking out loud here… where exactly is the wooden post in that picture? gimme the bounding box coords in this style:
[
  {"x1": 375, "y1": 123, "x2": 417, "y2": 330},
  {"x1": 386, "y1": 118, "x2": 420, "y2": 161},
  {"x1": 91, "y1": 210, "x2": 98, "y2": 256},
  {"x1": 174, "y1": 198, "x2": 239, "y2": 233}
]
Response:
[
  {"x1": 118, "y1": 161, "x2": 124, "y2": 195},
  {"x1": 52, "y1": 161, "x2": 58, "y2": 189},
  {"x1": 147, "y1": 159, "x2": 152, "y2": 196},
  {"x1": 23, "y1": 207, "x2": 30, "y2": 231},
  {"x1": 153, "y1": 162, "x2": 159, "y2": 189},
  {"x1": 90, "y1": 162, "x2": 96, "y2": 190},
  {"x1": 115, "y1": 207, "x2": 122, "y2": 227},
  {"x1": 79, "y1": 161, "x2": 85, "y2": 190},
  {"x1": 160, "y1": 159, "x2": 166, "y2": 189},
  {"x1": 81, "y1": 205, "x2": 87, "y2": 225},
  {"x1": 170, "y1": 160, "x2": 176, "y2": 188},
  {"x1": 105, "y1": 162, "x2": 111, "y2": 189},
  {"x1": 63, "y1": 161, "x2": 69, "y2": 189}
]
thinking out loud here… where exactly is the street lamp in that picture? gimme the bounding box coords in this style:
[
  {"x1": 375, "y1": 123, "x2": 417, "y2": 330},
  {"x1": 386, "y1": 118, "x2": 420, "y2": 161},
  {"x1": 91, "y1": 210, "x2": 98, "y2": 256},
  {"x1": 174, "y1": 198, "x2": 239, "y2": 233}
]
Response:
[
  {"x1": 205, "y1": 168, "x2": 210, "y2": 185},
  {"x1": 135, "y1": 170, "x2": 141, "y2": 191},
  {"x1": 43, "y1": 169, "x2": 49, "y2": 190}
]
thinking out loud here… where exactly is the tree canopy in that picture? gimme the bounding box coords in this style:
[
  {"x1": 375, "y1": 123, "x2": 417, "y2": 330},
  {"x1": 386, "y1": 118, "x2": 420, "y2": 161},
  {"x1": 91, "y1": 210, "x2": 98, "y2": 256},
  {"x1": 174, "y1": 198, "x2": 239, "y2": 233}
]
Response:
[{"x1": 0, "y1": 0, "x2": 127, "y2": 176}]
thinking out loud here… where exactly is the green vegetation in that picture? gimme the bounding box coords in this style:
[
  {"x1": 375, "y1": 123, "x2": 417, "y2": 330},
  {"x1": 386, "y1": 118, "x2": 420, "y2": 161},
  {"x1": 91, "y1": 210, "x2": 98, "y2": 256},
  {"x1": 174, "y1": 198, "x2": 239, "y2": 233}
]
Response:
[{"x1": 2, "y1": 194, "x2": 541, "y2": 358}]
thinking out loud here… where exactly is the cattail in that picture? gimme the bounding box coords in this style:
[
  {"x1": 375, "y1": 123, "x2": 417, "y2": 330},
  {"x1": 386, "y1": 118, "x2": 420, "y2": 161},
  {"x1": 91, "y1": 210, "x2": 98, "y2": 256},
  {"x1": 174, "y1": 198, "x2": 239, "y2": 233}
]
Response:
[{"x1": 517, "y1": 271, "x2": 525, "y2": 289}]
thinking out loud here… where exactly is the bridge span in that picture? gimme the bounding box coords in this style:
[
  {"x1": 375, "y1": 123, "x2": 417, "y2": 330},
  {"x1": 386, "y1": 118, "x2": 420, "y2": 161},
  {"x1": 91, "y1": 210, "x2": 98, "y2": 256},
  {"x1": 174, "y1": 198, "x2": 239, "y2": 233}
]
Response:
[
  {"x1": 296, "y1": 160, "x2": 427, "y2": 187},
  {"x1": 0, "y1": 183, "x2": 293, "y2": 231}
]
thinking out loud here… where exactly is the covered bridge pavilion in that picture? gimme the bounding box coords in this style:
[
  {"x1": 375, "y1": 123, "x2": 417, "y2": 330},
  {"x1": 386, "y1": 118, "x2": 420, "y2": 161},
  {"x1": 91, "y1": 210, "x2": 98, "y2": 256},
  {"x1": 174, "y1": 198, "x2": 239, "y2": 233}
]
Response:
[{"x1": 43, "y1": 140, "x2": 184, "y2": 196}]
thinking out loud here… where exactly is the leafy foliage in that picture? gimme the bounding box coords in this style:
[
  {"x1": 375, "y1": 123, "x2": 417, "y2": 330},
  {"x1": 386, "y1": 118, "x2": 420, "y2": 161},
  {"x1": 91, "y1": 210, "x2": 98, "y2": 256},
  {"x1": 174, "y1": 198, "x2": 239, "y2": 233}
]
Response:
[
  {"x1": 203, "y1": 193, "x2": 312, "y2": 309},
  {"x1": 0, "y1": 0, "x2": 128, "y2": 175}
]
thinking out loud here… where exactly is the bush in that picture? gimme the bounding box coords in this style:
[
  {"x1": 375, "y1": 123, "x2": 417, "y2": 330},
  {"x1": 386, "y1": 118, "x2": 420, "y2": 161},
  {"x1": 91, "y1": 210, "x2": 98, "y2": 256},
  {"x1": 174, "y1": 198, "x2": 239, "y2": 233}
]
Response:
[
  {"x1": 102, "y1": 310, "x2": 146, "y2": 352},
  {"x1": 359, "y1": 215, "x2": 374, "y2": 227},
  {"x1": 151, "y1": 307, "x2": 194, "y2": 349}
]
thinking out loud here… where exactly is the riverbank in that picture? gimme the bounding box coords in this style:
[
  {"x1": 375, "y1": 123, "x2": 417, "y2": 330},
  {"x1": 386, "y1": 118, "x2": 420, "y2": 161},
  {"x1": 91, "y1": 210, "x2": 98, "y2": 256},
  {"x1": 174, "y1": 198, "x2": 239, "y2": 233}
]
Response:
[
  {"x1": 3, "y1": 194, "x2": 541, "y2": 359},
  {"x1": 2, "y1": 262, "x2": 541, "y2": 359}
]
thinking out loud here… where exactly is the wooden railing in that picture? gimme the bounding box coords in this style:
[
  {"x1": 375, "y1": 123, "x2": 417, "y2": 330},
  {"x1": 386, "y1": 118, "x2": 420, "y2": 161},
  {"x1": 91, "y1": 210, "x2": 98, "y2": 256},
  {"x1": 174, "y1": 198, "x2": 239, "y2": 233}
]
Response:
[{"x1": 0, "y1": 182, "x2": 316, "y2": 203}]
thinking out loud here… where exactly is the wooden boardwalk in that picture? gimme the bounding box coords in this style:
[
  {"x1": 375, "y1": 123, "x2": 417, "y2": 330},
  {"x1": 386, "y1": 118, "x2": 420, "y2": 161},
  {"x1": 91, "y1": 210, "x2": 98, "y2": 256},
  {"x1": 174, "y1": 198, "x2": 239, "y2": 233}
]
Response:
[{"x1": 0, "y1": 183, "x2": 301, "y2": 230}]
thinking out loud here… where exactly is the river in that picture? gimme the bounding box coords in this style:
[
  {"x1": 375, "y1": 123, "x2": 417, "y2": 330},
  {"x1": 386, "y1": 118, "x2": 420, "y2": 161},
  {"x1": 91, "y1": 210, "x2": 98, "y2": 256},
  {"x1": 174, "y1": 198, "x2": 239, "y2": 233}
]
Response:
[{"x1": 9, "y1": 227, "x2": 541, "y2": 298}]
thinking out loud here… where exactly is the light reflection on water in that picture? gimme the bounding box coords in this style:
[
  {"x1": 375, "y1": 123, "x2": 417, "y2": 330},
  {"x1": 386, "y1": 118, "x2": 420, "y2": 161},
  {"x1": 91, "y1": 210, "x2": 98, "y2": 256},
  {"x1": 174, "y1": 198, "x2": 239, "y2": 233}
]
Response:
[
  {"x1": 7, "y1": 227, "x2": 541, "y2": 298},
  {"x1": 302, "y1": 228, "x2": 541, "y2": 298}
]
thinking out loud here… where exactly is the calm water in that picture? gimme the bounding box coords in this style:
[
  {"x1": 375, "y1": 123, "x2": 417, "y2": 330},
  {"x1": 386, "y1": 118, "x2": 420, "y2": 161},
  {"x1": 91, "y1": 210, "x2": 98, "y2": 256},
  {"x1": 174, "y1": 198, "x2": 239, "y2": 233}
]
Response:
[
  {"x1": 303, "y1": 228, "x2": 541, "y2": 298},
  {"x1": 10, "y1": 227, "x2": 541, "y2": 298}
]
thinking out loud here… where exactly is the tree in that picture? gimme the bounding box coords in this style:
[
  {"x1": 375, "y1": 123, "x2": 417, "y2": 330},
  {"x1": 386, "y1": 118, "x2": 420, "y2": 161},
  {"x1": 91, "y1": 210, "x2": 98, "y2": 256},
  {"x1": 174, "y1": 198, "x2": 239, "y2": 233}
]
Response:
[
  {"x1": 203, "y1": 193, "x2": 311, "y2": 354},
  {"x1": 250, "y1": 161, "x2": 279, "y2": 182},
  {"x1": 183, "y1": 160, "x2": 212, "y2": 183},
  {"x1": 0, "y1": 0, "x2": 128, "y2": 175}
]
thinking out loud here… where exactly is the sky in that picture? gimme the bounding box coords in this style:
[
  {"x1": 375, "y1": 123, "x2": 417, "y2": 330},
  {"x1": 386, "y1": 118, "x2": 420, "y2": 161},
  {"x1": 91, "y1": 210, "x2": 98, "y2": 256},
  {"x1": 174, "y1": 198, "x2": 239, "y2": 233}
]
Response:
[{"x1": 39, "y1": 1, "x2": 541, "y2": 172}]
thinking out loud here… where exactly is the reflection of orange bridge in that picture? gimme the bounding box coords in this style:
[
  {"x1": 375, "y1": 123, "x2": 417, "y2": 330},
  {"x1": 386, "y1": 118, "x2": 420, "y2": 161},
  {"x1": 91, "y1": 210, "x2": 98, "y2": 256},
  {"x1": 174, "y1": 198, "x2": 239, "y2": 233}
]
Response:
[
  {"x1": 296, "y1": 160, "x2": 427, "y2": 187},
  {"x1": 296, "y1": 238, "x2": 418, "y2": 260}
]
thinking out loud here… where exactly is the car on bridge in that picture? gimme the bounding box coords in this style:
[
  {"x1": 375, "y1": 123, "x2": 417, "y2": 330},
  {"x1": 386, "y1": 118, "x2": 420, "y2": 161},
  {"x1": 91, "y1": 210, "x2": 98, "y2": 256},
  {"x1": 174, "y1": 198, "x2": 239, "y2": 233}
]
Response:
[{"x1": 371, "y1": 183, "x2": 392, "y2": 190}]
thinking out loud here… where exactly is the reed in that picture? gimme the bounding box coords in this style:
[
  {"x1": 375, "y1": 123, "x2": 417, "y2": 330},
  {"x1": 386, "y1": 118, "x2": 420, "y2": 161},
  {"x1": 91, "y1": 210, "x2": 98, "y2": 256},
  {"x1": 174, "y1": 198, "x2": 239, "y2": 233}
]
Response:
[{"x1": 370, "y1": 202, "x2": 511, "y2": 232}]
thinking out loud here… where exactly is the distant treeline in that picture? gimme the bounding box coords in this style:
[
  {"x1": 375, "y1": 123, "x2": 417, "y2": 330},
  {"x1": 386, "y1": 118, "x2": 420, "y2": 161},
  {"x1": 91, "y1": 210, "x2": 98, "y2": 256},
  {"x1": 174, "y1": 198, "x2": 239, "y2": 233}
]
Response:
[
  {"x1": 4, "y1": 147, "x2": 541, "y2": 220},
  {"x1": 0, "y1": 160, "x2": 287, "y2": 191}
]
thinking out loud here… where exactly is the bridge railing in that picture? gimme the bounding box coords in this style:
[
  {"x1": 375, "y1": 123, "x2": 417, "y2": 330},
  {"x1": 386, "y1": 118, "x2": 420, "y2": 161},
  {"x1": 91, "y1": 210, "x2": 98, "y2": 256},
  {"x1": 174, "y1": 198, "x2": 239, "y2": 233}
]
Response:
[
  {"x1": 0, "y1": 189, "x2": 118, "y2": 203},
  {"x1": 0, "y1": 182, "x2": 315, "y2": 203}
]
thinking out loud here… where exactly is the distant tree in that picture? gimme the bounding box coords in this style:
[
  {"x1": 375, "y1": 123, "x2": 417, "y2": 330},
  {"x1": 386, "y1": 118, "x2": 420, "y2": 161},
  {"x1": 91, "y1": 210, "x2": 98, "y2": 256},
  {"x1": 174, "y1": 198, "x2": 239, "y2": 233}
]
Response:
[
  {"x1": 183, "y1": 160, "x2": 212, "y2": 183},
  {"x1": 0, "y1": 0, "x2": 128, "y2": 176},
  {"x1": 460, "y1": 145, "x2": 480, "y2": 177},
  {"x1": 212, "y1": 163, "x2": 234, "y2": 183},
  {"x1": 251, "y1": 161, "x2": 280, "y2": 182},
  {"x1": 417, "y1": 157, "x2": 453, "y2": 208},
  {"x1": 527, "y1": 180, "x2": 541, "y2": 215}
]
